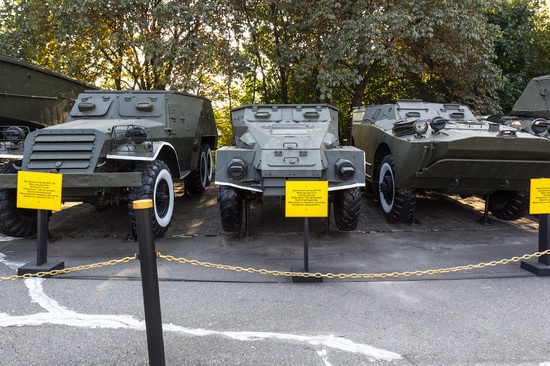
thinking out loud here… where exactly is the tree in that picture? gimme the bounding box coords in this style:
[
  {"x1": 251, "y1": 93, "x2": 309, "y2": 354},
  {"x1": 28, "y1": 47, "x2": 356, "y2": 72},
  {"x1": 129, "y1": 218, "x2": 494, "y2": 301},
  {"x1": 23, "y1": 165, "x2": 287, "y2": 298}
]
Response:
[
  {"x1": 0, "y1": 0, "x2": 239, "y2": 92},
  {"x1": 487, "y1": 0, "x2": 550, "y2": 113}
]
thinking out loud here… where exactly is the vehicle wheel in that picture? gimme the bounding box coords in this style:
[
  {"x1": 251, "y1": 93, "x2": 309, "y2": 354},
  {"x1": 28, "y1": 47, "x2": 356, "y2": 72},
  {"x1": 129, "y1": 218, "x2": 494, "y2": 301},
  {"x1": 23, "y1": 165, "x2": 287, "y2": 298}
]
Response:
[
  {"x1": 219, "y1": 186, "x2": 243, "y2": 232},
  {"x1": 333, "y1": 187, "x2": 361, "y2": 231},
  {"x1": 0, "y1": 162, "x2": 37, "y2": 237},
  {"x1": 185, "y1": 144, "x2": 212, "y2": 194},
  {"x1": 378, "y1": 154, "x2": 416, "y2": 222},
  {"x1": 129, "y1": 160, "x2": 174, "y2": 238},
  {"x1": 488, "y1": 190, "x2": 529, "y2": 221}
]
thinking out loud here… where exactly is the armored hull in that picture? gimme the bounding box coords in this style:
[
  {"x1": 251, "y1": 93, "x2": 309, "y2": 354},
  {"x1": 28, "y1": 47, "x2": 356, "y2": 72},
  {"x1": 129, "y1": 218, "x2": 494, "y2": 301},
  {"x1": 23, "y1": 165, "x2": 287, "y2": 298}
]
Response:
[
  {"x1": 216, "y1": 104, "x2": 365, "y2": 232},
  {"x1": 0, "y1": 54, "x2": 96, "y2": 129},
  {"x1": 0, "y1": 90, "x2": 217, "y2": 237},
  {"x1": 352, "y1": 100, "x2": 550, "y2": 222}
]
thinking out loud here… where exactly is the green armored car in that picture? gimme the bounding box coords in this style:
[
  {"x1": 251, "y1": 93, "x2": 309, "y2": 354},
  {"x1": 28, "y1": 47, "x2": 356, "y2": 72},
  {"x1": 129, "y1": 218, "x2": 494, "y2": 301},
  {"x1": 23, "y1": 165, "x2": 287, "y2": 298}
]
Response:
[
  {"x1": 352, "y1": 100, "x2": 550, "y2": 222},
  {"x1": 0, "y1": 90, "x2": 217, "y2": 237},
  {"x1": 494, "y1": 75, "x2": 550, "y2": 135},
  {"x1": 216, "y1": 104, "x2": 365, "y2": 232}
]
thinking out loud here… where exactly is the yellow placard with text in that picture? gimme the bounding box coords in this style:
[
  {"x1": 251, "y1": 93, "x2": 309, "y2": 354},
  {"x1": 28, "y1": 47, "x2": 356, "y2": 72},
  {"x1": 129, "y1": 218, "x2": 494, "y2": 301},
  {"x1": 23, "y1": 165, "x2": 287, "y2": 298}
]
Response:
[
  {"x1": 285, "y1": 181, "x2": 328, "y2": 218},
  {"x1": 530, "y1": 178, "x2": 550, "y2": 214},
  {"x1": 17, "y1": 171, "x2": 62, "y2": 211}
]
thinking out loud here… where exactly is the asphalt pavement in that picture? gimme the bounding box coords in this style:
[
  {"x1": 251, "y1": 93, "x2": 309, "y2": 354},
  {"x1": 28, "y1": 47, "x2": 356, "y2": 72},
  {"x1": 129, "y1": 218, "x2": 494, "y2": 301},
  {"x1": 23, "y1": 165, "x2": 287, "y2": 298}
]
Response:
[{"x1": 0, "y1": 185, "x2": 548, "y2": 366}]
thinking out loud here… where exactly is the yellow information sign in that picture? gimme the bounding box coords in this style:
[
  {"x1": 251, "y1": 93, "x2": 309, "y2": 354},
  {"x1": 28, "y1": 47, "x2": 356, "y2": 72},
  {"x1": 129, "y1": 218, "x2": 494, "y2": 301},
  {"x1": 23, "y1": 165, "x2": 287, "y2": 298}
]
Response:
[
  {"x1": 530, "y1": 178, "x2": 550, "y2": 214},
  {"x1": 17, "y1": 171, "x2": 63, "y2": 211},
  {"x1": 285, "y1": 181, "x2": 328, "y2": 217}
]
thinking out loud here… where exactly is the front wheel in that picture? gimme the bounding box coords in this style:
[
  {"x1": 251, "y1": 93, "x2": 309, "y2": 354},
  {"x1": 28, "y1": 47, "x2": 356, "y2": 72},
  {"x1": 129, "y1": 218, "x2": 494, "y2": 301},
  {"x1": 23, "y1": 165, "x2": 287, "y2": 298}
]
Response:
[
  {"x1": 333, "y1": 187, "x2": 361, "y2": 231},
  {"x1": 185, "y1": 144, "x2": 213, "y2": 195},
  {"x1": 488, "y1": 190, "x2": 529, "y2": 221},
  {"x1": 129, "y1": 160, "x2": 175, "y2": 238},
  {"x1": 378, "y1": 154, "x2": 416, "y2": 222},
  {"x1": 0, "y1": 162, "x2": 37, "y2": 237},
  {"x1": 219, "y1": 186, "x2": 243, "y2": 232}
]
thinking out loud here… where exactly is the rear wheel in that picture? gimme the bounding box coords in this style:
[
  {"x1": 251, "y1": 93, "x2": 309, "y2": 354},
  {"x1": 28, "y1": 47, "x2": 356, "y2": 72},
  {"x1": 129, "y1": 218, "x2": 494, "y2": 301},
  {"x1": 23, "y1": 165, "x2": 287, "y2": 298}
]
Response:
[
  {"x1": 333, "y1": 187, "x2": 361, "y2": 231},
  {"x1": 219, "y1": 186, "x2": 243, "y2": 232},
  {"x1": 488, "y1": 190, "x2": 529, "y2": 220},
  {"x1": 129, "y1": 160, "x2": 174, "y2": 238},
  {"x1": 185, "y1": 144, "x2": 212, "y2": 194},
  {"x1": 0, "y1": 162, "x2": 37, "y2": 237},
  {"x1": 378, "y1": 154, "x2": 416, "y2": 222}
]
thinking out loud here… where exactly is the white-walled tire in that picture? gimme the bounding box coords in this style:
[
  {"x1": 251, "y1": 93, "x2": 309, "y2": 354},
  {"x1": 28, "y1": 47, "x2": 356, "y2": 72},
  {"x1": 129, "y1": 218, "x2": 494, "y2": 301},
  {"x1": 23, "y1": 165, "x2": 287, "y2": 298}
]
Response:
[
  {"x1": 378, "y1": 154, "x2": 416, "y2": 222},
  {"x1": 129, "y1": 160, "x2": 174, "y2": 238}
]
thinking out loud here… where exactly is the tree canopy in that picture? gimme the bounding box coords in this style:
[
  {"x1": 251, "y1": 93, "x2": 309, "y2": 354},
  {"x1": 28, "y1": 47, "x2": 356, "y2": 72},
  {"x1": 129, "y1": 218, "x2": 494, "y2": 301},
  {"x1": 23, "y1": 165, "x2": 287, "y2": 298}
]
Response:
[{"x1": 1, "y1": 0, "x2": 549, "y2": 143}]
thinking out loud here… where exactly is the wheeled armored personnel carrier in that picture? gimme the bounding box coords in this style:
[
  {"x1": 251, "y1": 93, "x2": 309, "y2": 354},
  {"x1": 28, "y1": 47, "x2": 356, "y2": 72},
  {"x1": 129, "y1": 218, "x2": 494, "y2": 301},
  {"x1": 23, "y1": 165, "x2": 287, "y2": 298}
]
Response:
[
  {"x1": 352, "y1": 100, "x2": 550, "y2": 222},
  {"x1": 491, "y1": 75, "x2": 550, "y2": 136},
  {"x1": 215, "y1": 104, "x2": 365, "y2": 232},
  {"x1": 0, "y1": 90, "x2": 217, "y2": 237}
]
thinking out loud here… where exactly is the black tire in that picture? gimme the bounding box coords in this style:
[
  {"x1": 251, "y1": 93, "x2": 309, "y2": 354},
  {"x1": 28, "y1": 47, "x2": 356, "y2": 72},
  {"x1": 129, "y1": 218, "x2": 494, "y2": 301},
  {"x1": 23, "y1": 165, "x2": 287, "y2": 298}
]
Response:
[
  {"x1": 488, "y1": 190, "x2": 529, "y2": 221},
  {"x1": 185, "y1": 144, "x2": 213, "y2": 194},
  {"x1": 129, "y1": 160, "x2": 174, "y2": 238},
  {"x1": 378, "y1": 154, "x2": 416, "y2": 222},
  {"x1": 333, "y1": 187, "x2": 361, "y2": 231},
  {"x1": 0, "y1": 162, "x2": 37, "y2": 237},
  {"x1": 219, "y1": 186, "x2": 243, "y2": 232}
]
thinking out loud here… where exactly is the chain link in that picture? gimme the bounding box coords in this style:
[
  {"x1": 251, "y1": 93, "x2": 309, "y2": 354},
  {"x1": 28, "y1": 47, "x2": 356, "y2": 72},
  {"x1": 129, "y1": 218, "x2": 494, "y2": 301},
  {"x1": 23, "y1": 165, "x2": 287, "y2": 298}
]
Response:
[
  {"x1": 157, "y1": 249, "x2": 550, "y2": 279},
  {"x1": 2, "y1": 249, "x2": 549, "y2": 283},
  {"x1": 0, "y1": 254, "x2": 138, "y2": 282}
]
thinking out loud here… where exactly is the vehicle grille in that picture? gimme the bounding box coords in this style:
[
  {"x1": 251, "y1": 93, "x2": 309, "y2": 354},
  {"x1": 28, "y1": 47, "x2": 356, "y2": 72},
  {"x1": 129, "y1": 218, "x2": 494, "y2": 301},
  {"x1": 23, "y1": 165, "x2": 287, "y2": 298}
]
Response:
[{"x1": 23, "y1": 130, "x2": 103, "y2": 173}]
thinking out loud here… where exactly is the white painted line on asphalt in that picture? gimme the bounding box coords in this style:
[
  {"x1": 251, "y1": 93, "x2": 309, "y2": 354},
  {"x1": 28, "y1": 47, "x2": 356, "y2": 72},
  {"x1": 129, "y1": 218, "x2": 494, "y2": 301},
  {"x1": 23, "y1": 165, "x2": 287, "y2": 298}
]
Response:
[{"x1": 0, "y1": 252, "x2": 402, "y2": 363}]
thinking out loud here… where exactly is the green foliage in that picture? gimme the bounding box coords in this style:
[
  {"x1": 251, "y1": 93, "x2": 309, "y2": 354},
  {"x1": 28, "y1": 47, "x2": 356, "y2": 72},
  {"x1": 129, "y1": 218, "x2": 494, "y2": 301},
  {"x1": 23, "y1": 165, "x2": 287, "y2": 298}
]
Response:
[
  {"x1": 1, "y1": 0, "x2": 549, "y2": 143},
  {"x1": 488, "y1": 0, "x2": 550, "y2": 113}
]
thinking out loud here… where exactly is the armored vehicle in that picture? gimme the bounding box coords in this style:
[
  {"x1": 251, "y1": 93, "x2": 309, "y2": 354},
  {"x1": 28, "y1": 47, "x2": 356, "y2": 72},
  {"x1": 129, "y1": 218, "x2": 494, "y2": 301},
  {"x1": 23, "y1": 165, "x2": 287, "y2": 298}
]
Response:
[
  {"x1": 492, "y1": 75, "x2": 550, "y2": 136},
  {"x1": 352, "y1": 100, "x2": 550, "y2": 222},
  {"x1": 0, "y1": 53, "x2": 96, "y2": 130},
  {"x1": 0, "y1": 90, "x2": 217, "y2": 237},
  {"x1": 215, "y1": 104, "x2": 365, "y2": 232}
]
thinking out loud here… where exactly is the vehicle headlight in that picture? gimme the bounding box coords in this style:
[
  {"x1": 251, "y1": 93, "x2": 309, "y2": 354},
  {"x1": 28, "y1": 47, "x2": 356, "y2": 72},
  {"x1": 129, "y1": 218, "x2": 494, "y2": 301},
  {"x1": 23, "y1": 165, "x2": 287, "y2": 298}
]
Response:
[
  {"x1": 3, "y1": 126, "x2": 25, "y2": 144},
  {"x1": 335, "y1": 159, "x2": 356, "y2": 180},
  {"x1": 531, "y1": 118, "x2": 550, "y2": 135},
  {"x1": 126, "y1": 126, "x2": 148, "y2": 144},
  {"x1": 430, "y1": 116, "x2": 447, "y2": 132},
  {"x1": 227, "y1": 158, "x2": 247, "y2": 180},
  {"x1": 413, "y1": 120, "x2": 429, "y2": 135}
]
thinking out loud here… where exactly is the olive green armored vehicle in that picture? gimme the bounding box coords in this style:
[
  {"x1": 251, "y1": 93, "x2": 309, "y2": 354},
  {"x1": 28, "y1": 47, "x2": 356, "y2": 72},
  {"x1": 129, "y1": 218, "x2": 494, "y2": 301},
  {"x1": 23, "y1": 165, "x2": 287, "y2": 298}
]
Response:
[
  {"x1": 0, "y1": 90, "x2": 217, "y2": 237},
  {"x1": 492, "y1": 75, "x2": 550, "y2": 135},
  {"x1": 0, "y1": 53, "x2": 96, "y2": 130},
  {"x1": 216, "y1": 104, "x2": 365, "y2": 232},
  {"x1": 352, "y1": 100, "x2": 550, "y2": 222}
]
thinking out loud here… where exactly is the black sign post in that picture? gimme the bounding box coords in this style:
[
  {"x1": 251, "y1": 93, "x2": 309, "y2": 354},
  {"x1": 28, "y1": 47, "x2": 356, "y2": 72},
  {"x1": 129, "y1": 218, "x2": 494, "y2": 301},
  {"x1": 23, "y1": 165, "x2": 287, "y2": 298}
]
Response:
[
  {"x1": 18, "y1": 210, "x2": 64, "y2": 275},
  {"x1": 521, "y1": 214, "x2": 550, "y2": 276}
]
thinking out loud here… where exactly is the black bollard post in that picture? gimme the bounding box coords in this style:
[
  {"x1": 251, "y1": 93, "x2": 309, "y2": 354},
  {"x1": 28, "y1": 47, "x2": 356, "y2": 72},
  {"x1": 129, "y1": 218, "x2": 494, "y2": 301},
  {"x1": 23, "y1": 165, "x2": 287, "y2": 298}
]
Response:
[{"x1": 133, "y1": 199, "x2": 166, "y2": 366}]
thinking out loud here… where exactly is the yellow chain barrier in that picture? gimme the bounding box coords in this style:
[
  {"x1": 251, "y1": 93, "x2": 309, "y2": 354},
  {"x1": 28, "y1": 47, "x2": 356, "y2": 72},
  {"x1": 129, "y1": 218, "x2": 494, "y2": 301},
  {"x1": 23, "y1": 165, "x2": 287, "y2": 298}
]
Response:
[
  {"x1": 1, "y1": 249, "x2": 549, "y2": 283},
  {"x1": 0, "y1": 254, "x2": 138, "y2": 282},
  {"x1": 157, "y1": 249, "x2": 550, "y2": 279}
]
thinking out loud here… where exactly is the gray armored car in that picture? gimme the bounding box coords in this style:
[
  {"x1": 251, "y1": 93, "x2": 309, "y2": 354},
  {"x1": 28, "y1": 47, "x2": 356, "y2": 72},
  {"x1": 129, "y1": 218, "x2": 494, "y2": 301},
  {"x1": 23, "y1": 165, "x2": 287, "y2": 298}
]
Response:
[
  {"x1": 0, "y1": 90, "x2": 217, "y2": 238},
  {"x1": 352, "y1": 100, "x2": 550, "y2": 223},
  {"x1": 215, "y1": 104, "x2": 365, "y2": 232}
]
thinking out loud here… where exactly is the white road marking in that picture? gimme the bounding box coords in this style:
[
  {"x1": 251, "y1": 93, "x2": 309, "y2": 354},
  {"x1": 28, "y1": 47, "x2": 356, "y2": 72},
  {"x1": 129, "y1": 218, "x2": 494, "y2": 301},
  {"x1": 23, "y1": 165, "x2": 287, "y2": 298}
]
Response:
[{"x1": 0, "y1": 252, "x2": 402, "y2": 362}]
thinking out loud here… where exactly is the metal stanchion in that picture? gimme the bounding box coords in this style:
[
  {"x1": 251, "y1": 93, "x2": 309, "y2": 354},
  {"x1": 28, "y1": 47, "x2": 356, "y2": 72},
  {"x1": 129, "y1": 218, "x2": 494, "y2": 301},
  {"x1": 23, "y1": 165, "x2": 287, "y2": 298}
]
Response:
[
  {"x1": 521, "y1": 214, "x2": 550, "y2": 276},
  {"x1": 292, "y1": 217, "x2": 322, "y2": 283},
  {"x1": 18, "y1": 210, "x2": 64, "y2": 275},
  {"x1": 133, "y1": 199, "x2": 166, "y2": 366}
]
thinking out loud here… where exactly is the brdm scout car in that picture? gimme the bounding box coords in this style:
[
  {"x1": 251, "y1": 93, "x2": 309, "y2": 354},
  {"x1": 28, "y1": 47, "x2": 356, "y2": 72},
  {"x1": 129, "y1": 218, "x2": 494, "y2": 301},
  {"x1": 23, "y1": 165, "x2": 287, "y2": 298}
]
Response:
[
  {"x1": 0, "y1": 90, "x2": 217, "y2": 238},
  {"x1": 352, "y1": 100, "x2": 550, "y2": 223},
  {"x1": 215, "y1": 104, "x2": 365, "y2": 232}
]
